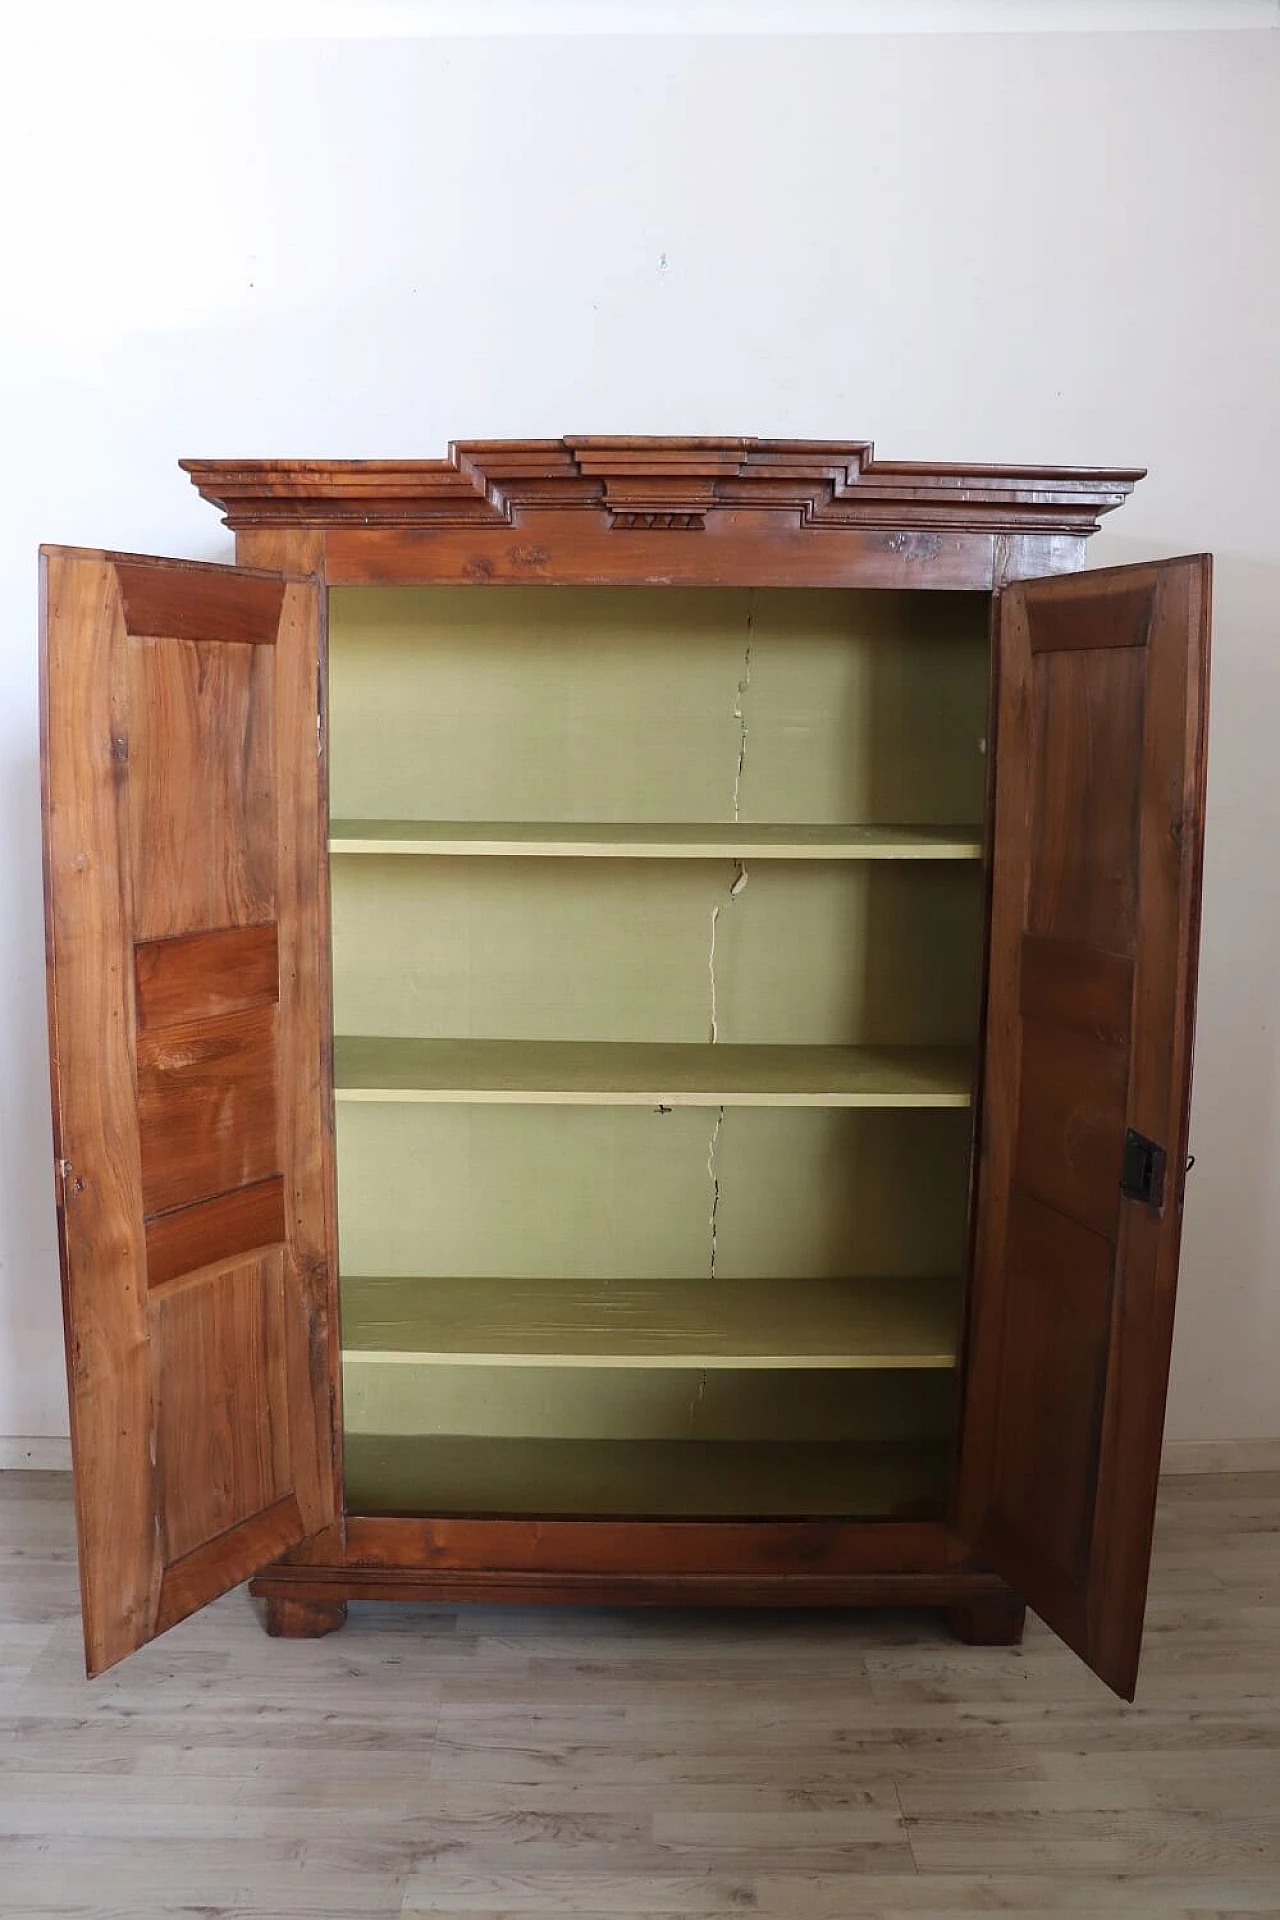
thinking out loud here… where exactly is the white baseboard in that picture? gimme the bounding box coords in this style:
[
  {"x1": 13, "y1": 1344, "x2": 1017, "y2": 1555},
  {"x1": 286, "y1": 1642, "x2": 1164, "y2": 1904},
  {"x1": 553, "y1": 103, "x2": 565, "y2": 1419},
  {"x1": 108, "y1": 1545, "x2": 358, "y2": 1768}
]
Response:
[
  {"x1": 0, "y1": 1437, "x2": 72, "y2": 1471},
  {"x1": 1, "y1": 1434, "x2": 1277, "y2": 1478},
  {"x1": 1161, "y1": 1437, "x2": 1280, "y2": 1475}
]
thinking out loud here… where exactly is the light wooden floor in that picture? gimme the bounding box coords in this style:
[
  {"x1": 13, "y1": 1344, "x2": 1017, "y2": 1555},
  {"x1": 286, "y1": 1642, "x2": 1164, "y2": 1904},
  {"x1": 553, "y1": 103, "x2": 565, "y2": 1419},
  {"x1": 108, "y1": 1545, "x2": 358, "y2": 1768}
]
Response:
[{"x1": 2, "y1": 1471, "x2": 1280, "y2": 1918}]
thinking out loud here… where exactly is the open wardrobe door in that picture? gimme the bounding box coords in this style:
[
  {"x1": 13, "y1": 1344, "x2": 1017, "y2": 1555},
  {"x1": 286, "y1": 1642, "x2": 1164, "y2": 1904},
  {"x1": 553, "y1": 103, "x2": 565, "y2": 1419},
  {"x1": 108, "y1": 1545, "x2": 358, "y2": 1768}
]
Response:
[
  {"x1": 41, "y1": 548, "x2": 338, "y2": 1675},
  {"x1": 957, "y1": 556, "x2": 1210, "y2": 1699}
]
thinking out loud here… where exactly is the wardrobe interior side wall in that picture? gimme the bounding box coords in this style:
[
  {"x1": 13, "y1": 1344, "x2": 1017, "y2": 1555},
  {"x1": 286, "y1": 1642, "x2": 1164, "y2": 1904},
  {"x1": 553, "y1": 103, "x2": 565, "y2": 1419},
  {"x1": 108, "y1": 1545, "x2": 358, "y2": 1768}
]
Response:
[{"x1": 325, "y1": 585, "x2": 992, "y2": 1520}]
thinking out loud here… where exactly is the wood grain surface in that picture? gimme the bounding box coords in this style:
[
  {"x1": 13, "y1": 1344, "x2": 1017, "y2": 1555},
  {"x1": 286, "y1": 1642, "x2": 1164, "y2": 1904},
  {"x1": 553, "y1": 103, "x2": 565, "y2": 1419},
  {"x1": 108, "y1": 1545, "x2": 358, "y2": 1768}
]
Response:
[
  {"x1": 184, "y1": 437, "x2": 1141, "y2": 594},
  {"x1": 41, "y1": 454, "x2": 1207, "y2": 1706},
  {"x1": 958, "y1": 556, "x2": 1211, "y2": 1699},
  {"x1": 135, "y1": 924, "x2": 279, "y2": 1030},
  {"x1": 40, "y1": 549, "x2": 337, "y2": 1674}
]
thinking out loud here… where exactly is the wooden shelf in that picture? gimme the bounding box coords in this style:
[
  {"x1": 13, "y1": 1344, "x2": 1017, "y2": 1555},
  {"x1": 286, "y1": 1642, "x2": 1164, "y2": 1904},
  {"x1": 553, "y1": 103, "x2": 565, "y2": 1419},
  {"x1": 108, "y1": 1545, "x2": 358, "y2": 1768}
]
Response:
[
  {"x1": 329, "y1": 820, "x2": 984, "y2": 861},
  {"x1": 342, "y1": 1433, "x2": 951, "y2": 1520},
  {"x1": 340, "y1": 1276, "x2": 960, "y2": 1370},
  {"x1": 332, "y1": 1038, "x2": 973, "y2": 1108}
]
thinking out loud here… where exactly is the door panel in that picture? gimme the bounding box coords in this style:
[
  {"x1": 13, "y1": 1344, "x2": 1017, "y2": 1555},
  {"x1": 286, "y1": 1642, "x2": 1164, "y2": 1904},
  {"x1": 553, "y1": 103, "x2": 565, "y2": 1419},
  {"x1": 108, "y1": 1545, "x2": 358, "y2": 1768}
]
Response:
[
  {"x1": 136, "y1": 1005, "x2": 281, "y2": 1214},
  {"x1": 958, "y1": 556, "x2": 1210, "y2": 1699},
  {"x1": 41, "y1": 547, "x2": 338, "y2": 1675},
  {"x1": 151, "y1": 1253, "x2": 292, "y2": 1564},
  {"x1": 126, "y1": 632, "x2": 277, "y2": 939}
]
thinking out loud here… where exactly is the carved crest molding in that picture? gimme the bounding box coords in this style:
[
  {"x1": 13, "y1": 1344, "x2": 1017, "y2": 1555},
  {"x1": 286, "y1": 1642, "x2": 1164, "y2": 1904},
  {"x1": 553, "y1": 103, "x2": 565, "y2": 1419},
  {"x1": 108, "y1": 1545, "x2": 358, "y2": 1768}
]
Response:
[{"x1": 183, "y1": 437, "x2": 1142, "y2": 539}]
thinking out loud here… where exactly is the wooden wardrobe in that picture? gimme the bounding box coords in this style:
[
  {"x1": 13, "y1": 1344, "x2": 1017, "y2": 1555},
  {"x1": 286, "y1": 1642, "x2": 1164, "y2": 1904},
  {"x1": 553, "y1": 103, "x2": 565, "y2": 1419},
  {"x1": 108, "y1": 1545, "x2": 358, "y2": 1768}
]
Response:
[{"x1": 39, "y1": 438, "x2": 1210, "y2": 1698}]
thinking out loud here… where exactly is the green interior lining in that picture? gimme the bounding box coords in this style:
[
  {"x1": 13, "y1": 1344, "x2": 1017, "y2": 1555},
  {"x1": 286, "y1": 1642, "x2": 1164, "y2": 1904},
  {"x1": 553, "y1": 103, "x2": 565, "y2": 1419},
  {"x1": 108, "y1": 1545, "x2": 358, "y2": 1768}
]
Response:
[{"x1": 329, "y1": 584, "x2": 989, "y2": 1518}]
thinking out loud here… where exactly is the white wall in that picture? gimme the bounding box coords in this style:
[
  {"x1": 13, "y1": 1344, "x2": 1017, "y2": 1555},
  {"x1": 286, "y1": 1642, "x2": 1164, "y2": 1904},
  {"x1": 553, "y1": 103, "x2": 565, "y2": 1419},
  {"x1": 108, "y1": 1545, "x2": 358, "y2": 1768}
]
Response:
[{"x1": 1, "y1": 24, "x2": 1277, "y2": 1444}]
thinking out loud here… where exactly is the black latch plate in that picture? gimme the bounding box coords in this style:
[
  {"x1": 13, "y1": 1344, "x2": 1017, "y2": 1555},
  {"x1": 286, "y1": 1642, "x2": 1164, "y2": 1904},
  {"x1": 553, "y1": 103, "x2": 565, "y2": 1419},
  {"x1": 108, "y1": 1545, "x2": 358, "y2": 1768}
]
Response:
[{"x1": 1121, "y1": 1128, "x2": 1166, "y2": 1209}]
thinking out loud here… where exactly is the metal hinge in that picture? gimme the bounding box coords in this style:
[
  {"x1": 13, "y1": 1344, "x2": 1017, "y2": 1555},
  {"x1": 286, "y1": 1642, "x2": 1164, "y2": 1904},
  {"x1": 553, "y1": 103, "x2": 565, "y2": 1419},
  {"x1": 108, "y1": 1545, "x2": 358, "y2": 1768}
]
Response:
[
  {"x1": 1121, "y1": 1129, "x2": 1166, "y2": 1209},
  {"x1": 57, "y1": 1158, "x2": 84, "y2": 1205}
]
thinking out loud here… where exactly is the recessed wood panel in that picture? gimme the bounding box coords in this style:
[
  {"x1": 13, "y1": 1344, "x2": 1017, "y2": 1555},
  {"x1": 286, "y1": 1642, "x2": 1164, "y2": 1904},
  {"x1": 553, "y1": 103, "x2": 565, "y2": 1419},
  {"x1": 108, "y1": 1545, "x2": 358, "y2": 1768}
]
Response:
[
  {"x1": 128, "y1": 636, "x2": 276, "y2": 941},
  {"x1": 990, "y1": 1192, "x2": 1112, "y2": 1592},
  {"x1": 137, "y1": 1006, "x2": 279, "y2": 1217},
  {"x1": 145, "y1": 1175, "x2": 286, "y2": 1290},
  {"x1": 150, "y1": 1254, "x2": 291, "y2": 1566},
  {"x1": 1027, "y1": 646, "x2": 1145, "y2": 956},
  {"x1": 116, "y1": 559, "x2": 285, "y2": 646},
  {"x1": 1013, "y1": 1015, "x2": 1128, "y2": 1241},
  {"x1": 135, "y1": 924, "x2": 279, "y2": 1032},
  {"x1": 1019, "y1": 934, "x2": 1133, "y2": 1047},
  {"x1": 1026, "y1": 583, "x2": 1153, "y2": 655}
]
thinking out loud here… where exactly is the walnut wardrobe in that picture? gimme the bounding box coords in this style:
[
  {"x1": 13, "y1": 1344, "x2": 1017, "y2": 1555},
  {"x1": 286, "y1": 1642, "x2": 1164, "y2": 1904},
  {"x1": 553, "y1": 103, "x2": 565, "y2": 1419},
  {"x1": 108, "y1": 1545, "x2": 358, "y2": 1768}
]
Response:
[{"x1": 39, "y1": 438, "x2": 1209, "y2": 1697}]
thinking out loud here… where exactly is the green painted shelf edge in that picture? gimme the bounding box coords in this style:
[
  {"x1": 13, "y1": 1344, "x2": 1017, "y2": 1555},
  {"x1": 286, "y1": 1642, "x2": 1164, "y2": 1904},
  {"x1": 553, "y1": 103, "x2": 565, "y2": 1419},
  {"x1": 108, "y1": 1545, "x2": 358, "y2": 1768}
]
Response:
[
  {"x1": 332, "y1": 1037, "x2": 974, "y2": 1108},
  {"x1": 340, "y1": 1275, "x2": 962, "y2": 1370},
  {"x1": 329, "y1": 820, "x2": 985, "y2": 860}
]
